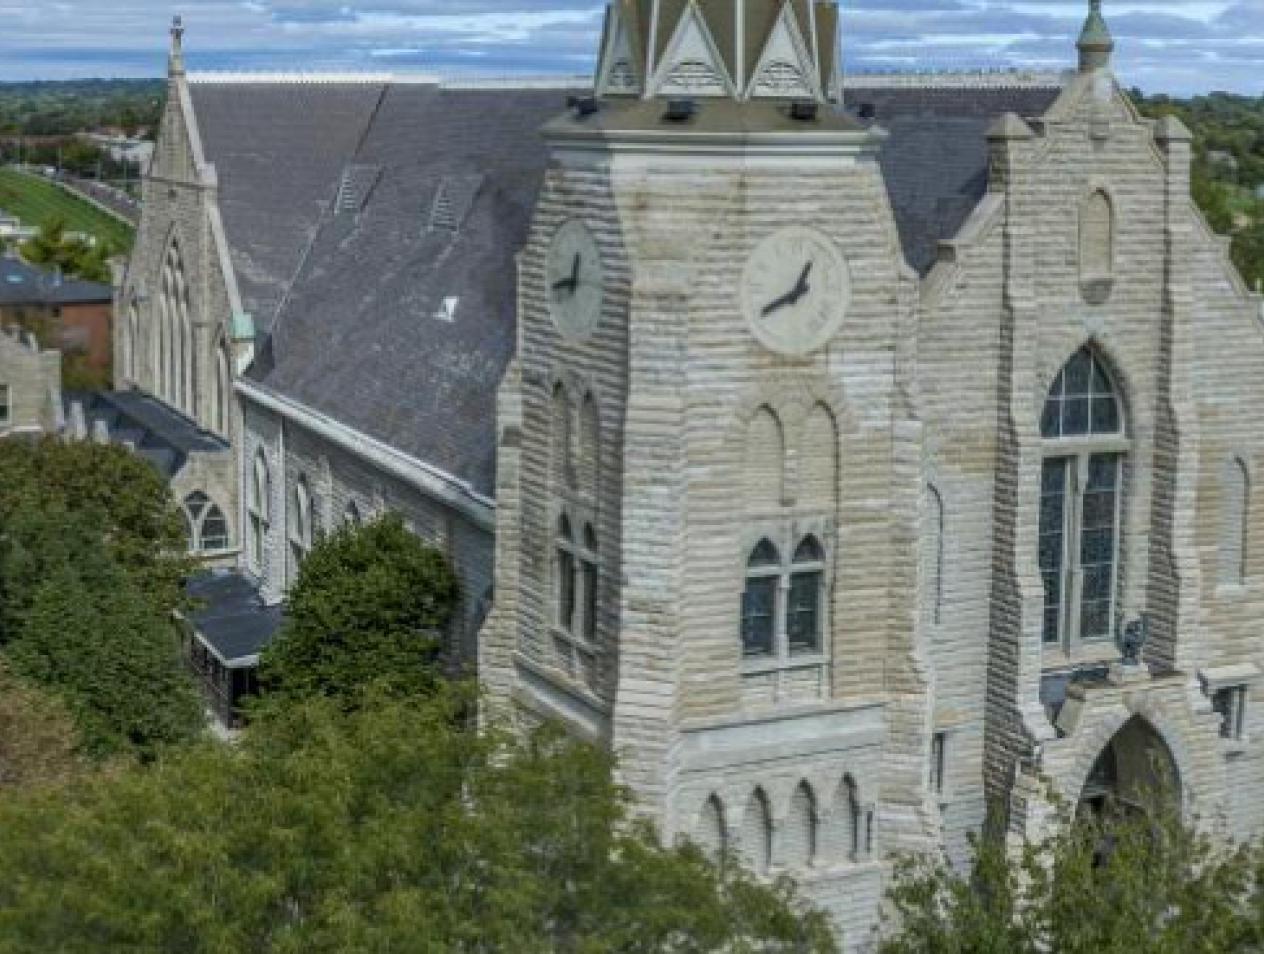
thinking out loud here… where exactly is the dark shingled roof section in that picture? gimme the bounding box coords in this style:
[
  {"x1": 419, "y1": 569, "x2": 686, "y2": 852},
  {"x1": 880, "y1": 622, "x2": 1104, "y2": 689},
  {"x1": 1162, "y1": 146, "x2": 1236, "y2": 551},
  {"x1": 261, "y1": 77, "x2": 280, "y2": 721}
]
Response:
[
  {"x1": 186, "y1": 570, "x2": 284, "y2": 665},
  {"x1": 68, "y1": 390, "x2": 230, "y2": 478},
  {"x1": 244, "y1": 83, "x2": 579, "y2": 497},
  {"x1": 0, "y1": 256, "x2": 113, "y2": 306},
  {"x1": 189, "y1": 82, "x2": 389, "y2": 331},
  {"x1": 848, "y1": 84, "x2": 1065, "y2": 274}
]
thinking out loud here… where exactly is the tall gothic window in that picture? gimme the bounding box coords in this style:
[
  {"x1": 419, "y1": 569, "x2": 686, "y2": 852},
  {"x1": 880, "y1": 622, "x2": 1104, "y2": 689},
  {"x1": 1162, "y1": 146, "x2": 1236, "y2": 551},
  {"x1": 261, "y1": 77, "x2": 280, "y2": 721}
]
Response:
[
  {"x1": 741, "y1": 536, "x2": 826, "y2": 659},
  {"x1": 249, "y1": 450, "x2": 271, "y2": 572},
  {"x1": 582, "y1": 523, "x2": 599, "y2": 643},
  {"x1": 1039, "y1": 347, "x2": 1126, "y2": 649},
  {"x1": 556, "y1": 514, "x2": 577, "y2": 634},
  {"x1": 182, "y1": 491, "x2": 230, "y2": 554},
  {"x1": 1221, "y1": 457, "x2": 1250, "y2": 585},
  {"x1": 289, "y1": 478, "x2": 313, "y2": 585},
  {"x1": 213, "y1": 347, "x2": 230, "y2": 436},
  {"x1": 160, "y1": 241, "x2": 191, "y2": 411}
]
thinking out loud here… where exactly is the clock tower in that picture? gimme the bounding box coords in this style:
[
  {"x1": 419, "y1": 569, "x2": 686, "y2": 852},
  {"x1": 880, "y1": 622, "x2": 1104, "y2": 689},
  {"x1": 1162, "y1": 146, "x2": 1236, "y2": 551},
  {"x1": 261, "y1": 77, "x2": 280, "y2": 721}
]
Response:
[{"x1": 483, "y1": 0, "x2": 932, "y2": 939}]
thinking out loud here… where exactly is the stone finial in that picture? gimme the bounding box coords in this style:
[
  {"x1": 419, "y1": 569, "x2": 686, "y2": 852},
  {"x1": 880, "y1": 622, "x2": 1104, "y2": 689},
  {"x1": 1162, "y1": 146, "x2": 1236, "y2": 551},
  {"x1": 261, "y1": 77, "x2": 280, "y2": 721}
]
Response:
[
  {"x1": 169, "y1": 15, "x2": 186, "y2": 77},
  {"x1": 1077, "y1": 0, "x2": 1114, "y2": 72}
]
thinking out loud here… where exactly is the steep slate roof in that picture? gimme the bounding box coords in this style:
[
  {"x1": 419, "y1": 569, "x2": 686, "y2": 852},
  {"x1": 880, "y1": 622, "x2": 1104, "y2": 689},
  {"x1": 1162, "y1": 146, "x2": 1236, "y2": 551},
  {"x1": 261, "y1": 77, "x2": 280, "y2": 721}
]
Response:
[
  {"x1": 68, "y1": 390, "x2": 230, "y2": 478},
  {"x1": 189, "y1": 81, "x2": 389, "y2": 332},
  {"x1": 191, "y1": 75, "x2": 1063, "y2": 498},
  {"x1": 186, "y1": 569, "x2": 284, "y2": 666},
  {"x1": 0, "y1": 256, "x2": 113, "y2": 306},
  {"x1": 239, "y1": 83, "x2": 579, "y2": 496},
  {"x1": 847, "y1": 81, "x2": 1066, "y2": 274}
]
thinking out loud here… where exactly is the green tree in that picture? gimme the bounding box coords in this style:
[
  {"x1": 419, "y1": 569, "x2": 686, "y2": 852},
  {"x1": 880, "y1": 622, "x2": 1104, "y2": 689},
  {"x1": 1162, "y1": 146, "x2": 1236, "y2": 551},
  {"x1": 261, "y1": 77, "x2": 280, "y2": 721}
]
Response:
[
  {"x1": 881, "y1": 796, "x2": 1260, "y2": 954},
  {"x1": 19, "y1": 214, "x2": 115, "y2": 283},
  {"x1": 0, "y1": 660, "x2": 83, "y2": 788},
  {"x1": 4, "y1": 527, "x2": 202, "y2": 759},
  {"x1": 258, "y1": 515, "x2": 461, "y2": 706},
  {"x1": 0, "y1": 687, "x2": 837, "y2": 953},
  {"x1": 0, "y1": 438, "x2": 190, "y2": 625}
]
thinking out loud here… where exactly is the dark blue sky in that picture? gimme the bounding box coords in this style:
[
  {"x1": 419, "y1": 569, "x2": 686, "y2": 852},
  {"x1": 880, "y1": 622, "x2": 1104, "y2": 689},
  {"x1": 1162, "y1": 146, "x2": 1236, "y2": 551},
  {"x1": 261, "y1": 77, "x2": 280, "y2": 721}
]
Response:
[{"x1": 0, "y1": 1, "x2": 1258, "y2": 94}]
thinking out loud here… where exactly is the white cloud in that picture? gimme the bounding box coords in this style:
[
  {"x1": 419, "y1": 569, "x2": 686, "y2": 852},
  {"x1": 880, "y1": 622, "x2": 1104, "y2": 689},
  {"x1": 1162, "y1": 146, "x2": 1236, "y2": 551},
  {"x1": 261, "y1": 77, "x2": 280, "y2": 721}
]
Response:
[{"x1": 0, "y1": 0, "x2": 1257, "y2": 93}]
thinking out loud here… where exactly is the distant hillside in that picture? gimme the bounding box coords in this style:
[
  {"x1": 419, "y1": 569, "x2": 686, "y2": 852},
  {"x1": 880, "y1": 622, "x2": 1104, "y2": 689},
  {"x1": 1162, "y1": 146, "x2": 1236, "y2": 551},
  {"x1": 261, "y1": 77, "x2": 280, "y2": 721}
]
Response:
[
  {"x1": 1133, "y1": 90, "x2": 1264, "y2": 289},
  {"x1": 0, "y1": 80, "x2": 165, "y2": 137}
]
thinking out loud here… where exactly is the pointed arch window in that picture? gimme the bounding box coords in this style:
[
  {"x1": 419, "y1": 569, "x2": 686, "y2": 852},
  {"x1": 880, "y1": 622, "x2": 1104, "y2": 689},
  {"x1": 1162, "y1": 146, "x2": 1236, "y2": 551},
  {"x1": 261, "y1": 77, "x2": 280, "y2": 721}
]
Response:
[
  {"x1": 183, "y1": 491, "x2": 229, "y2": 554},
  {"x1": 785, "y1": 782, "x2": 818, "y2": 869},
  {"x1": 248, "y1": 450, "x2": 271, "y2": 572},
  {"x1": 696, "y1": 795, "x2": 727, "y2": 863},
  {"x1": 288, "y1": 477, "x2": 313, "y2": 585},
  {"x1": 556, "y1": 514, "x2": 577, "y2": 634},
  {"x1": 1220, "y1": 457, "x2": 1250, "y2": 586},
  {"x1": 741, "y1": 536, "x2": 827, "y2": 659},
  {"x1": 1039, "y1": 346, "x2": 1127, "y2": 649},
  {"x1": 742, "y1": 789, "x2": 773, "y2": 876}
]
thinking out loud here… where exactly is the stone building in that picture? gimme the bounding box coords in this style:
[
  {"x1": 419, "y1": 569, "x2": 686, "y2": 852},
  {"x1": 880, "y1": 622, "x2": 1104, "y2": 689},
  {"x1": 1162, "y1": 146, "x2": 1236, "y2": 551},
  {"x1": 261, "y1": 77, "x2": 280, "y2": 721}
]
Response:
[
  {"x1": 116, "y1": 1, "x2": 1264, "y2": 947},
  {"x1": 0, "y1": 324, "x2": 61, "y2": 435}
]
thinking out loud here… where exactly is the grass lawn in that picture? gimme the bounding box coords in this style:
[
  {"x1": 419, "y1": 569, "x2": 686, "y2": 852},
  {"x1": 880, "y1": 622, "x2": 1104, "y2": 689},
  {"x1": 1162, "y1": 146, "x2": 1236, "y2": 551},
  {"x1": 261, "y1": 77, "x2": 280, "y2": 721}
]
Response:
[{"x1": 0, "y1": 167, "x2": 134, "y2": 251}]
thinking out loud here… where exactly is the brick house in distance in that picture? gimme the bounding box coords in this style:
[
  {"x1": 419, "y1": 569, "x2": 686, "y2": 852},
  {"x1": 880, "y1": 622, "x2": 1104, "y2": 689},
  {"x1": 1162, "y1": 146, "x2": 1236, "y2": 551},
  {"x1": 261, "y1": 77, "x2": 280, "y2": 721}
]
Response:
[{"x1": 0, "y1": 254, "x2": 114, "y2": 388}]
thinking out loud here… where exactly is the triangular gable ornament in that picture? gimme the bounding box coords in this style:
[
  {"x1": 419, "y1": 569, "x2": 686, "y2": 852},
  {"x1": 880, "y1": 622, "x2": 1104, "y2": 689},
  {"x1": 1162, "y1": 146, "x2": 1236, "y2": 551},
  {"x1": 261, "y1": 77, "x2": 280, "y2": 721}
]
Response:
[
  {"x1": 746, "y1": 1, "x2": 821, "y2": 100},
  {"x1": 596, "y1": 4, "x2": 641, "y2": 96},
  {"x1": 650, "y1": 0, "x2": 735, "y2": 98}
]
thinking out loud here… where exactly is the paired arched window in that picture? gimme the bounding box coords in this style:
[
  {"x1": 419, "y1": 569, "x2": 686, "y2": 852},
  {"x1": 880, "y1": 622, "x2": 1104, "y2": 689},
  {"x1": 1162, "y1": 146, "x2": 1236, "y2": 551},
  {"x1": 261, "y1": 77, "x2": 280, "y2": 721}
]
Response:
[
  {"x1": 182, "y1": 492, "x2": 229, "y2": 554},
  {"x1": 289, "y1": 477, "x2": 313, "y2": 584},
  {"x1": 740, "y1": 535, "x2": 825, "y2": 659},
  {"x1": 248, "y1": 450, "x2": 271, "y2": 572},
  {"x1": 1221, "y1": 458, "x2": 1251, "y2": 586},
  {"x1": 1039, "y1": 346, "x2": 1126, "y2": 648}
]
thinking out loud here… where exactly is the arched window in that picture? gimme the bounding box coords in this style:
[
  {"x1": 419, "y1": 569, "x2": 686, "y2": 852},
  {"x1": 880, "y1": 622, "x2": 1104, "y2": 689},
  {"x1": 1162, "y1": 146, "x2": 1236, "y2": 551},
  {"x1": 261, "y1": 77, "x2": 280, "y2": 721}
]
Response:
[
  {"x1": 741, "y1": 539, "x2": 780, "y2": 657},
  {"x1": 744, "y1": 407, "x2": 784, "y2": 511},
  {"x1": 582, "y1": 523, "x2": 599, "y2": 643},
  {"x1": 552, "y1": 384, "x2": 572, "y2": 490},
  {"x1": 696, "y1": 795, "x2": 727, "y2": 862},
  {"x1": 1221, "y1": 458, "x2": 1250, "y2": 585},
  {"x1": 556, "y1": 514, "x2": 577, "y2": 633},
  {"x1": 784, "y1": 781, "x2": 817, "y2": 869},
  {"x1": 248, "y1": 450, "x2": 271, "y2": 571},
  {"x1": 213, "y1": 347, "x2": 230, "y2": 436},
  {"x1": 1039, "y1": 346, "x2": 1126, "y2": 649},
  {"x1": 1079, "y1": 189, "x2": 1115, "y2": 302},
  {"x1": 183, "y1": 492, "x2": 229, "y2": 554},
  {"x1": 741, "y1": 788, "x2": 772, "y2": 876},
  {"x1": 289, "y1": 478, "x2": 312, "y2": 584},
  {"x1": 788, "y1": 536, "x2": 824, "y2": 654},
  {"x1": 741, "y1": 537, "x2": 827, "y2": 659},
  {"x1": 579, "y1": 393, "x2": 600, "y2": 499},
  {"x1": 127, "y1": 303, "x2": 139, "y2": 382},
  {"x1": 926, "y1": 485, "x2": 945, "y2": 625},
  {"x1": 839, "y1": 775, "x2": 861, "y2": 862}
]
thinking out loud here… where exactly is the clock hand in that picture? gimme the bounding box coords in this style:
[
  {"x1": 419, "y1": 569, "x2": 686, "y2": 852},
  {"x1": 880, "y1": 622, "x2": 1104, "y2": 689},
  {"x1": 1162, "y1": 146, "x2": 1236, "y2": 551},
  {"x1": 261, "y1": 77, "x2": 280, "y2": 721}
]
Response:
[
  {"x1": 761, "y1": 288, "x2": 799, "y2": 318},
  {"x1": 790, "y1": 261, "x2": 813, "y2": 302},
  {"x1": 570, "y1": 252, "x2": 581, "y2": 289},
  {"x1": 761, "y1": 261, "x2": 816, "y2": 318}
]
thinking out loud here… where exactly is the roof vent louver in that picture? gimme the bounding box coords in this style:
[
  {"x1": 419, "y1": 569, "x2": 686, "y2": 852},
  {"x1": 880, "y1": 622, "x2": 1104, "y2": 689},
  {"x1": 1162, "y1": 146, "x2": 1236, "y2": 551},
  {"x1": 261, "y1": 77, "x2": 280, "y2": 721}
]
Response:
[
  {"x1": 335, "y1": 164, "x2": 382, "y2": 217},
  {"x1": 427, "y1": 175, "x2": 485, "y2": 235}
]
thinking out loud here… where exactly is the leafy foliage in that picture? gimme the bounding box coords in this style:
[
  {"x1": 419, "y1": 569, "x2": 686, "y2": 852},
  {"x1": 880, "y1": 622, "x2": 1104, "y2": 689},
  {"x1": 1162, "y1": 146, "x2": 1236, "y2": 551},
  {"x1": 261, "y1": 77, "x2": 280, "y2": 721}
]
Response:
[
  {"x1": 0, "y1": 440, "x2": 200, "y2": 760},
  {"x1": 881, "y1": 796, "x2": 1262, "y2": 954},
  {"x1": 1133, "y1": 90, "x2": 1264, "y2": 289},
  {"x1": 0, "y1": 686, "x2": 837, "y2": 953},
  {"x1": 258, "y1": 515, "x2": 461, "y2": 706},
  {"x1": 20, "y1": 214, "x2": 118, "y2": 283},
  {"x1": 0, "y1": 437, "x2": 191, "y2": 626},
  {"x1": 0, "y1": 660, "x2": 83, "y2": 788},
  {"x1": 0, "y1": 79, "x2": 164, "y2": 137}
]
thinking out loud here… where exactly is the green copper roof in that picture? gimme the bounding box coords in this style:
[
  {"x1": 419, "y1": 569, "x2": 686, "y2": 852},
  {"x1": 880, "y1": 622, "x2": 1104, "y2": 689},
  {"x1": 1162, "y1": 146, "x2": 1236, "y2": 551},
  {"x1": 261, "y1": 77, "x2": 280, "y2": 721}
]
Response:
[{"x1": 1078, "y1": 0, "x2": 1114, "y2": 53}]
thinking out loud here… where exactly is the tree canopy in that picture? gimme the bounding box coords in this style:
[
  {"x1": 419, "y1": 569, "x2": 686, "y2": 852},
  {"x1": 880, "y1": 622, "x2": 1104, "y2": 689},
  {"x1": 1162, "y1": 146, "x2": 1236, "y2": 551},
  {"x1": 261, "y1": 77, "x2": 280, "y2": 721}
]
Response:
[
  {"x1": 881, "y1": 795, "x2": 1264, "y2": 954},
  {"x1": 258, "y1": 514, "x2": 461, "y2": 707},
  {"x1": 0, "y1": 439, "x2": 200, "y2": 760},
  {"x1": 0, "y1": 685, "x2": 837, "y2": 953}
]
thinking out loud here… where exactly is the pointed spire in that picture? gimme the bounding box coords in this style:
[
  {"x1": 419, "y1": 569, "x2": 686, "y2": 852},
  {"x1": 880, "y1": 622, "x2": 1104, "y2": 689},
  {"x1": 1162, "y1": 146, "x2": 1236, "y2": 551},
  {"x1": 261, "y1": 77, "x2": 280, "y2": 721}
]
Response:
[
  {"x1": 169, "y1": 15, "x2": 186, "y2": 77},
  {"x1": 1077, "y1": 0, "x2": 1114, "y2": 72}
]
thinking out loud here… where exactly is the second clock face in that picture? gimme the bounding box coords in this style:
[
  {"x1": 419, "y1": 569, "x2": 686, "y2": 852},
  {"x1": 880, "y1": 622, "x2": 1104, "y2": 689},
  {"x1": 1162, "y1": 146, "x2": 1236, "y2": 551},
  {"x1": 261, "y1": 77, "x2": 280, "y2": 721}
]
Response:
[
  {"x1": 547, "y1": 219, "x2": 604, "y2": 342},
  {"x1": 741, "y1": 226, "x2": 851, "y2": 356}
]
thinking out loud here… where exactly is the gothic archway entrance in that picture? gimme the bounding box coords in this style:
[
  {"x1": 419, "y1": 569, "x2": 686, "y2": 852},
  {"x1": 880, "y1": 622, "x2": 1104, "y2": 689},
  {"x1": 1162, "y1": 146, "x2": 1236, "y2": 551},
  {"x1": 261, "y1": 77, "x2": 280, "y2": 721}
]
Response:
[{"x1": 1078, "y1": 716, "x2": 1181, "y2": 818}]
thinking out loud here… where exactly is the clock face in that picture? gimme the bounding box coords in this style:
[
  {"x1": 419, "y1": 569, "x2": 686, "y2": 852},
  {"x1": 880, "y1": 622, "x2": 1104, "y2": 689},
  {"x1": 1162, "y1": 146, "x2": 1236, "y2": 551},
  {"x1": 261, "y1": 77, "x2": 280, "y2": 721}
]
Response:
[
  {"x1": 547, "y1": 219, "x2": 605, "y2": 341},
  {"x1": 741, "y1": 226, "x2": 851, "y2": 356}
]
